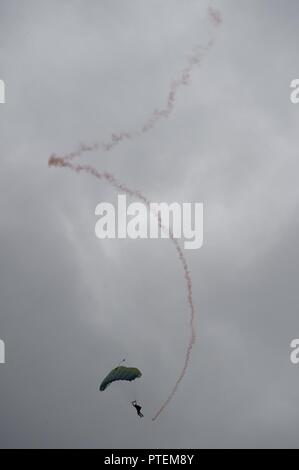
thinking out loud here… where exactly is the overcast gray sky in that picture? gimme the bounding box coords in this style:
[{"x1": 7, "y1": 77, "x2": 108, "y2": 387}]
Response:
[{"x1": 1, "y1": 0, "x2": 299, "y2": 449}]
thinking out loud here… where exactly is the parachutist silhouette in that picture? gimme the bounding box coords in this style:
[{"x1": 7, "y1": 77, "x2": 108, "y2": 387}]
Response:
[{"x1": 131, "y1": 400, "x2": 144, "y2": 418}]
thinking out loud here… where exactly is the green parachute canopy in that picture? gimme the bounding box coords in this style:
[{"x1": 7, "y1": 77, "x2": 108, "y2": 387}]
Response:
[{"x1": 100, "y1": 366, "x2": 142, "y2": 391}]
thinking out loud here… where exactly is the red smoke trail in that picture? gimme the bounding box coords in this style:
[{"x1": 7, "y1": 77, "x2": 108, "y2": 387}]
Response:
[
  {"x1": 52, "y1": 3, "x2": 222, "y2": 163},
  {"x1": 48, "y1": 155, "x2": 196, "y2": 421},
  {"x1": 49, "y1": 1, "x2": 222, "y2": 419},
  {"x1": 208, "y1": 4, "x2": 222, "y2": 27}
]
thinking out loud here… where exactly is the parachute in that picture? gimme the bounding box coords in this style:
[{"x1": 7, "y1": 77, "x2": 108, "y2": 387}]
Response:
[{"x1": 99, "y1": 366, "x2": 142, "y2": 392}]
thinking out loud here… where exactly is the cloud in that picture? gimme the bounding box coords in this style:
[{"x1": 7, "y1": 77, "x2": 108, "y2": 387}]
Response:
[{"x1": 1, "y1": 0, "x2": 299, "y2": 448}]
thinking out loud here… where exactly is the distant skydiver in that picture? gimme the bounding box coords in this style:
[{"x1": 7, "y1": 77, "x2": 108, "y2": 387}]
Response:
[
  {"x1": 99, "y1": 366, "x2": 144, "y2": 417},
  {"x1": 131, "y1": 400, "x2": 144, "y2": 418}
]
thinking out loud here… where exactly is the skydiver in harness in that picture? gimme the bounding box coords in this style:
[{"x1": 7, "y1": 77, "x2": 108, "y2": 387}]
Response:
[{"x1": 131, "y1": 400, "x2": 144, "y2": 418}]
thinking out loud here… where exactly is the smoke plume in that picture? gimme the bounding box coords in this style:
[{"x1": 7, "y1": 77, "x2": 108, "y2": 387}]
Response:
[
  {"x1": 49, "y1": 1, "x2": 222, "y2": 419},
  {"x1": 49, "y1": 155, "x2": 195, "y2": 421},
  {"x1": 52, "y1": 3, "x2": 222, "y2": 163}
]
